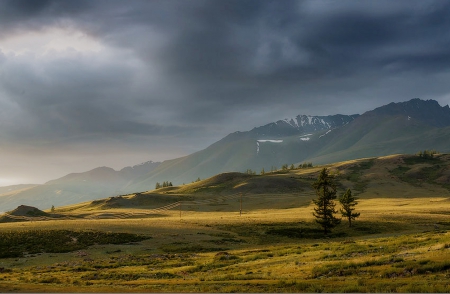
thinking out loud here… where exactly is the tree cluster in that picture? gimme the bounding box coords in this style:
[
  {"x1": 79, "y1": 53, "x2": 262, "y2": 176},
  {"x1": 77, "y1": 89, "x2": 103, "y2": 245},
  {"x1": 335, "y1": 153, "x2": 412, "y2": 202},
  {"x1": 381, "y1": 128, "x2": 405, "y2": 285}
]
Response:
[
  {"x1": 259, "y1": 162, "x2": 314, "y2": 175},
  {"x1": 312, "y1": 168, "x2": 360, "y2": 234},
  {"x1": 299, "y1": 162, "x2": 313, "y2": 168},
  {"x1": 155, "y1": 181, "x2": 173, "y2": 189},
  {"x1": 246, "y1": 169, "x2": 256, "y2": 175},
  {"x1": 416, "y1": 149, "x2": 438, "y2": 159}
]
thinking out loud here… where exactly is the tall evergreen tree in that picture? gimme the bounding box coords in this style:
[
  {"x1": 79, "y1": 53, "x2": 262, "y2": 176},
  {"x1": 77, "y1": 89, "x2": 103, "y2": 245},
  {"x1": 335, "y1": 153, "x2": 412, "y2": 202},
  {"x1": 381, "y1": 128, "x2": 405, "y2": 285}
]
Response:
[
  {"x1": 339, "y1": 189, "x2": 360, "y2": 227},
  {"x1": 312, "y1": 168, "x2": 341, "y2": 234}
]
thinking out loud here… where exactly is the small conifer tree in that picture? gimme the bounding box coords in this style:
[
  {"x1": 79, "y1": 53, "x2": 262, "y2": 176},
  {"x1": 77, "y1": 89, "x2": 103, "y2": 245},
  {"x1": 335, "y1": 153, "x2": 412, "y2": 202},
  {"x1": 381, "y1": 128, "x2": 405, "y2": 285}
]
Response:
[
  {"x1": 312, "y1": 168, "x2": 341, "y2": 234},
  {"x1": 339, "y1": 188, "x2": 360, "y2": 227}
]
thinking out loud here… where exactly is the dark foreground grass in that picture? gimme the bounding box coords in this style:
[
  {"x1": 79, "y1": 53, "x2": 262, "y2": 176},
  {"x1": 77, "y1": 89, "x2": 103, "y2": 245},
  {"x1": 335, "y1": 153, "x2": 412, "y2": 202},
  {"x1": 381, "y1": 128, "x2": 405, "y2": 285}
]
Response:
[{"x1": 0, "y1": 230, "x2": 149, "y2": 258}]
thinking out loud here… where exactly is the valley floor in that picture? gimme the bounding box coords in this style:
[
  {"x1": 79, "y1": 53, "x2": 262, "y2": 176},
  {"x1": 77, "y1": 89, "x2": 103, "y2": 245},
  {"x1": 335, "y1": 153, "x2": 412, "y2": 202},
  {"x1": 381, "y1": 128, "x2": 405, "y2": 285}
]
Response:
[{"x1": 1, "y1": 197, "x2": 450, "y2": 293}]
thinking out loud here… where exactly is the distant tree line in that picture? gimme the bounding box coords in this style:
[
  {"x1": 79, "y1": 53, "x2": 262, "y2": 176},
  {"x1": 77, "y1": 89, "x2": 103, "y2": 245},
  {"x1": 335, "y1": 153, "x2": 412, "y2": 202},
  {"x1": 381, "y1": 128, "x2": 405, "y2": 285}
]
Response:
[
  {"x1": 155, "y1": 181, "x2": 173, "y2": 189},
  {"x1": 416, "y1": 149, "x2": 438, "y2": 159},
  {"x1": 255, "y1": 162, "x2": 314, "y2": 175},
  {"x1": 299, "y1": 162, "x2": 313, "y2": 168}
]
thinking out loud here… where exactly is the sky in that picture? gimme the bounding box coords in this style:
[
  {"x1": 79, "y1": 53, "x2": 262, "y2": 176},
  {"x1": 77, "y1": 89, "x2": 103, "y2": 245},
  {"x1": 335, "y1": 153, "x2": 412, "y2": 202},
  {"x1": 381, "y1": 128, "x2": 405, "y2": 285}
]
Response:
[{"x1": 1, "y1": 0, "x2": 450, "y2": 185}]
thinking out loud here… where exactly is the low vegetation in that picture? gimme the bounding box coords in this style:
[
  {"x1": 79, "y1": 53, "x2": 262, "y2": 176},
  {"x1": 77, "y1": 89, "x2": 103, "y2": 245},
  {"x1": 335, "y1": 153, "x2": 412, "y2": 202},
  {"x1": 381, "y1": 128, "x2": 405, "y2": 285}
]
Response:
[{"x1": 0, "y1": 230, "x2": 149, "y2": 258}]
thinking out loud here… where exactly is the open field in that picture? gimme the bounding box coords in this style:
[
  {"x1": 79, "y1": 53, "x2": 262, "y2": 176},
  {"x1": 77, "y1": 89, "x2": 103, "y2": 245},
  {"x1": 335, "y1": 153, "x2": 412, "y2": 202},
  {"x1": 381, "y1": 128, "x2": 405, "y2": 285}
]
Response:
[{"x1": 1, "y1": 154, "x2": 450, "y2": 292}]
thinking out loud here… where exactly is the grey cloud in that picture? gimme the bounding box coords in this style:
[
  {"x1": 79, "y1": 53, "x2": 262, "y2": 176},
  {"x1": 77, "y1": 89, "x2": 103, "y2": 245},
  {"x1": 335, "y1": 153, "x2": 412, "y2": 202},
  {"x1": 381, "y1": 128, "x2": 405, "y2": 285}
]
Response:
[
  {"x1": 0, "y1": 0, "x2": 91, "y2": 38},
  {"x1": 2, "y1": 0, "x2": 450, "y2": 184},
  {"x1": 0, "y1": 53, "x2": 194, "y2": 143}
]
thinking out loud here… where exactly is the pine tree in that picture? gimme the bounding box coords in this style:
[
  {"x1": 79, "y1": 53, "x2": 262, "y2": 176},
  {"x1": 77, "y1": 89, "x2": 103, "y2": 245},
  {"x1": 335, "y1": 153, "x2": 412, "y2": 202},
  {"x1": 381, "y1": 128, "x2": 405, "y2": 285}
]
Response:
[
  {"x1": 260, "y1": 168, "x2": 265, "y2": 175},
  {"x1": 312, "y1": 168, "x2": 341, "y2": 234},
  {"x1": 339, "y1": 189, "x2": 360, "y2": 227},
  {"x1": 155, "y1": 182, "x2": 161, "y2": 189},
  {"x1": 51, "y1": 205, "x2": 55, "y2": 213}
]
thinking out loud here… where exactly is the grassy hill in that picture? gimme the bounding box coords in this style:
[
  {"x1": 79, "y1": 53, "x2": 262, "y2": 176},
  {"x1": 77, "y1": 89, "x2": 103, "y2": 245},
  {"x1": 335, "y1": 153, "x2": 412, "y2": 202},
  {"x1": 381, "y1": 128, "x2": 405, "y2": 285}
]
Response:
[{"x1": 4, "y1": 152, "x2": 444, "y2": 219}]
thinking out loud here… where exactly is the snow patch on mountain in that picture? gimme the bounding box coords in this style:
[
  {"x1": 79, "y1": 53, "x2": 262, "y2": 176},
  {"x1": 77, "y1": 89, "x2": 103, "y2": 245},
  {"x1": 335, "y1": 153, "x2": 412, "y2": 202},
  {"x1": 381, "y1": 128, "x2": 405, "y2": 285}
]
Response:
[
  {"x1": 257, "y1": 140, "x2": 284, "y2": 143},
  {"x1": 299, "y1": 133, "x2": 312, "y2": 141},
  {"x1": 280, "y1": 114, "x2": 355, "y2": 131},
  {"x1": 319, "y1": 130, "x2": 332, "y2": 138},
  {"x1": 256, "y1": 140, "x2": 283, "y2": 154}
]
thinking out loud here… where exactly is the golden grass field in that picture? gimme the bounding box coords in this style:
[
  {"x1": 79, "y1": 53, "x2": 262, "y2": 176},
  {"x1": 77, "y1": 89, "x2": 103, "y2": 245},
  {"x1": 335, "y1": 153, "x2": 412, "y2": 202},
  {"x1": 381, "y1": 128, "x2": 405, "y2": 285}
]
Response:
[{"x1": 1, "y1": 153, "x2": 450, "y2": 292}]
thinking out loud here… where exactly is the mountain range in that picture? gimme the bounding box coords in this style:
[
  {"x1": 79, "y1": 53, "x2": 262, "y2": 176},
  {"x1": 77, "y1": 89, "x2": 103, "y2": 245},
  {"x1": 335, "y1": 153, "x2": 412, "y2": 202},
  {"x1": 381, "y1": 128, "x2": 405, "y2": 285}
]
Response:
[{"x1": 1, "y1": 98, "x2": 450, "y2": 212}]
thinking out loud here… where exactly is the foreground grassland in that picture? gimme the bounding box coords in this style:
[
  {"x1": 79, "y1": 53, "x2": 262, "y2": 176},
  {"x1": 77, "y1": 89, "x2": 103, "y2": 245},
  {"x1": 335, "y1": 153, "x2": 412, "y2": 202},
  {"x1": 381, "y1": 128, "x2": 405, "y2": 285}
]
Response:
[{"x1": 1, "y1": 154, "x2": 450, "y2": 292}]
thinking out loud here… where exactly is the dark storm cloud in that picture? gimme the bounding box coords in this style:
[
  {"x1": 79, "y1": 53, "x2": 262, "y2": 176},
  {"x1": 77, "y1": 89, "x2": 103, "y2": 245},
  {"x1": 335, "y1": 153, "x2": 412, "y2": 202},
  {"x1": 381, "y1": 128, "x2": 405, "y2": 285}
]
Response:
[
  {"x1": 2, "y1": 0, "x2": 450, "y2": 184},
  {"x1": 3, "y1": 0, "x2": 450, "y2": 129},
  {"x1": 131, "y1": 0, "x2": 450, "y2": 121},
  {"x1": 0, "y1": 51, "x2": 190, "y2": 143},
  {"x1": 0, "y1": 0, "x2": 90, "y2": 37}
]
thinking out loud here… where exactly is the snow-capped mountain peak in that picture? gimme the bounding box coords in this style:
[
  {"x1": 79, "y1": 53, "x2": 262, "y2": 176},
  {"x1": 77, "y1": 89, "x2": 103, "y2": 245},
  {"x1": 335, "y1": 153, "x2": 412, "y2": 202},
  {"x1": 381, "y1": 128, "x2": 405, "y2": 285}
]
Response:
[{"x1": 251, "y1": 114, "x2": 359, "y2": 138}]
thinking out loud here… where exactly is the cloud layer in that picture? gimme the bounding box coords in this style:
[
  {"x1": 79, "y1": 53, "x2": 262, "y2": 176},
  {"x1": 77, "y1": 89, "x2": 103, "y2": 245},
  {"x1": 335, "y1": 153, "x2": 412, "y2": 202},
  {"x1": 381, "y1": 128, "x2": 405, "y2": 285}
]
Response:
[{"x1": 1, "y1": 0, "x2": 450, "y2": 184}]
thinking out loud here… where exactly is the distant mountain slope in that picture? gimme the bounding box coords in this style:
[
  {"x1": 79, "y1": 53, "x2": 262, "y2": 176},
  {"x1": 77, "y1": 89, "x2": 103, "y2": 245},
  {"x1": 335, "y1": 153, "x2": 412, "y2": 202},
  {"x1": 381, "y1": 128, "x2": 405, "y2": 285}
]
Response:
[
  {"x1": 368, "y1": 98, "x2": 450, "y2": 127},
  {"x1": 0, "y1": 161, "x2": 161, "y2": 212},
  {"x1": 126, "y1": 98, "x2": 450, "y2": 192},
  {"x1": 125, "y1": 114, "x2": 359, "y2": 191},
  {"x1": 307, "y1": 99, "x2": 450, "y2": 164},
  {"x1": 0, "y1": 184, "x2": 38, "y2": 197}
]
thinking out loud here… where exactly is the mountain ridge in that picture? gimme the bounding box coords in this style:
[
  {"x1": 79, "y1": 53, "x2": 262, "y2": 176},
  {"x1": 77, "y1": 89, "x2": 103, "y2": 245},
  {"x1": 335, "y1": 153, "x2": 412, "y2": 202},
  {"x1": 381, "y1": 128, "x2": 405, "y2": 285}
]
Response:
[{"x1": 2, "y1": 98, "x2": 450, "y2": 212}]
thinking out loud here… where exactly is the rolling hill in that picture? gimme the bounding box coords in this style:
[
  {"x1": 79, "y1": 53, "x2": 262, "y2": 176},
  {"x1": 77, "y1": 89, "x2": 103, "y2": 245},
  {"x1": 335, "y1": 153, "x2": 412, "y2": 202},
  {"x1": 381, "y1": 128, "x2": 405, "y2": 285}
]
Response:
[{"x1": 3, "y1": 152, "x2": 449, "y2": 221}]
